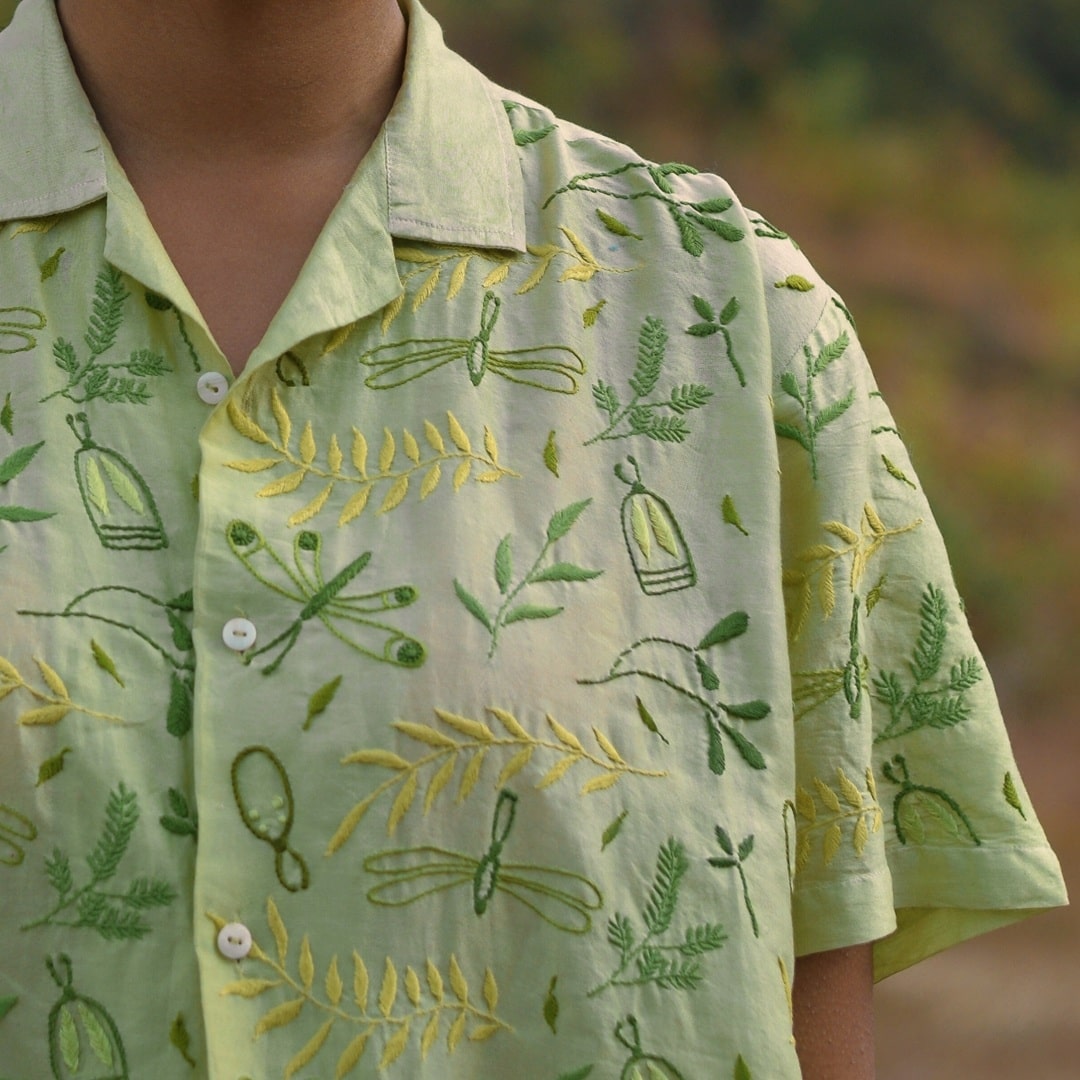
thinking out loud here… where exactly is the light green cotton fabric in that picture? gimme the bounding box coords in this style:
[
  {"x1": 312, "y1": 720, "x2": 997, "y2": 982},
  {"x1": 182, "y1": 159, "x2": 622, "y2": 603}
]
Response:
[{"x1": 0, "y1": 1, "x2": 1066, "y2": 1077}]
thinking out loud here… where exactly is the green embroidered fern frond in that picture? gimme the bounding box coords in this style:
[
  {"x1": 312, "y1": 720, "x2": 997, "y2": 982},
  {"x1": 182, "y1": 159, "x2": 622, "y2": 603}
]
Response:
[{"x1": 85, "y1": 266, "x2": 128, "y2": 358}]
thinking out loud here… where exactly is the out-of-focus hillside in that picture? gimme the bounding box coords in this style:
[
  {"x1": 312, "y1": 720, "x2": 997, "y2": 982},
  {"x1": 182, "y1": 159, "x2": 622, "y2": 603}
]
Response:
[{"x1": 3, "y1": 1, "x2": 1077, "y2": 1075}]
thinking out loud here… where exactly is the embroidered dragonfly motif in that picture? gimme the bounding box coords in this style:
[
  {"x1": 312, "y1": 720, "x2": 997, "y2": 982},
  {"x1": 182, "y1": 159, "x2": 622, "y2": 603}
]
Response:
[
  {"x1": 226, "y1": 521, "x2": 425, "y2": 675},
  {"x1": 358, "y1": 291, "x2": 586, "y2": 393},
  {"x1": 363, "y1": 789, "x2": 603, "y2": 934}
]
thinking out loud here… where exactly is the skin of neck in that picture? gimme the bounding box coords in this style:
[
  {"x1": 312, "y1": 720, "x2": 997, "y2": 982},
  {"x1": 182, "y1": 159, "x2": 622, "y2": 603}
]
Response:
[{"x1": 56, "y1": 0, "x2": 408, "y2": 171}]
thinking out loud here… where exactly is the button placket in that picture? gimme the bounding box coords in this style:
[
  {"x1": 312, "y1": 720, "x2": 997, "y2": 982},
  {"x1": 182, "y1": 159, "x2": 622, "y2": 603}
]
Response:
[
  {"x1": 222, "y1": 617, "x2": 257, "y2": 652},
  {"x1": 216, "y1": 922, "x2": 253, "y2": 960}
]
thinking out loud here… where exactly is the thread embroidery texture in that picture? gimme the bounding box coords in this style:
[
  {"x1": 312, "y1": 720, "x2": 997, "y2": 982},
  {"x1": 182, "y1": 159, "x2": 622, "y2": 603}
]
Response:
[
  {"x1": 588, "y1": 838, "x2": 726, "y2": 997},
  {"x1": 580, "y1": 614, "x2": 772, "y2": 775},
  {"x1": 0, "y1": 654, "x2": 127, "y2": 728},
  {"x1": 686, "y1": 294, "x2": 747, "y2": 387},
  {"x1": 328, "y1": 706, "x2": 667, "y2": 853},
  {"x1": 226, "y1": 392, "x2": 518, "y2": 528},
  {"x1": 363, "y1": 789, "x2": 603, "y2": 934},
  {"x1": 882, "y1": 755, "x2": 981, "y2": 846},
  {"x1": 707, "y1": 826, "x2": 760, "y2": 937},
  {"x1": 0, "y1": 305, "x2": 46, "y2": 354},
  {"x1": 615, "y1": 457, "x2": 696, "y2": 594},
  {"x1": 46, "y1": 955, "x2": 130, "y2": 1080},
  {"x1": 588, "y1": 317, "x2": 712, "y2": 444},
  {"x1": 232, "y1": 746, "x2": 311, "y2": 893},
  {"x1": 21, "y1": 782, "x2": 177, "y2": 939},
  {"x1": 360, "y1": 291, "x2": 585, "y2": 393},
  {"x1": 0, "y1": 437, "x2": 56, "y2": 533},
  {"x1": 226, "y1": 521, "x2": 425, "y2": 675},
  {"x1": 454, "y1": 499, "x2": 602, "y2": 657},
  {"x1": 793, "y1": 768, "x2": 883, "y2": 871},
  {"x1": 0, "y1": 802, "x2": 37, "y2": 867},
  {"x1": 209, "y1": 898, "x2": 511, "y2": 1075}
]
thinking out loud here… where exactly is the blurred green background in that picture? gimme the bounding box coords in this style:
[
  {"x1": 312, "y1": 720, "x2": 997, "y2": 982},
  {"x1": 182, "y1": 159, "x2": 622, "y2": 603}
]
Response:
[{"x1": 3, "y1": 0, "x2": 1077, "y2": 1075}]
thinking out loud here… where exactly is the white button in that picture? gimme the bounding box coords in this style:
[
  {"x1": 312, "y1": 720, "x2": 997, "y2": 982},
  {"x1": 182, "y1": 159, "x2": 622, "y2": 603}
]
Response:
[
  {"x1": 196, "y1": 371, "x2": 229, "y2": 405},
  {"x1": 217, "y1": 922, "x2": 253, "y2": 960},
  {"x1": 222, "y1": 618, "x2": 257, "y2": 652}
]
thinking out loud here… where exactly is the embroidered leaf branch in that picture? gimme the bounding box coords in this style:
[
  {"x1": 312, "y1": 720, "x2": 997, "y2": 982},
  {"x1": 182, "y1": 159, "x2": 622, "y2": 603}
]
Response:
[
  {"x1": 0, "y1": 438, "x2": 56, "y2": 526},
  {"x1": 227, "y1": 392, "x2": 518, "y2": 528},
  {"x1": 0, "y1": 654, "x2": 126, "y2": 728},
  {"x1": 21, "y1": 783, "x2": 176, "y2": 939},
  {"x1": 587, "y1": 317, "x2": 712, "y2": 444},
  {"x1": 144, "y1": 291, "x2": 202, "y2": 372},
  {"x1": 783, "y1": 504, "x2": 923, "y2": 642},
  {"x1": 579, "y1": 613, "x2": 772, "y2": 776},
  {"x1": 381, "y1": 244, "x2": 517, "y2": 332},
  {"x1": 872, "y1": 584, "x2": 983, "y2": 743},
  {"x1": 882, "y1": 755, "x2": 981, "y2": 846},
  {"x1": 328, "y1": 705, "x2": 666, "y2": 852},
  {"x1": 17, "y1": 585, "x2": 195, "y2": 736},
  {"x1": 40, "y1": 266, "x2": 170, "y2": 405},
  {"x1": 774, "y1": 331, "x2": 854, "y2": 480},
  {"x1": 160, "y1": 787, "x2": 199, "y2": 840},
  {"x1": 542, "y1": 160, "x2": 746, "y2": 257},
  {"x1": 517, "y1": 227, "x2": 638, "y2": 295},
  {"x1": 686, "y1": 294, "x2": 746, "y2": 387},
  {"x1": 793, "y1": 768, "x2": 883, "y2": 871},
  {"x1": 209, "y1": 898, "x2": 510, "y2": 1077},
  {"x1": 503, "y1": 99, "x2": 556, "y2": 145},
  {"x1": 707, "y1": 826, "x2": 760, "y2": 937},
  {"x1": 454, "y1": 499, "x2": 602, "y2": 657},
  {"x1": 792, "y1": 597, "x2": 868, "y2": 722},
  {"x1": 587, "y1": 838, "x2": 726, "y2": 997}
]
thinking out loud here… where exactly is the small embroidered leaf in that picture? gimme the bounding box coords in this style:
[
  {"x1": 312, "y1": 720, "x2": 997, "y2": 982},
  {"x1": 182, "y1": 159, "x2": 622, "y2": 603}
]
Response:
[
  {"x1": 20, "y1": 704, "x2": 72, "y2": 725},
  {"x1": 823, "y1": 824, "x2": 843, "y2": 865},
  {"x1": 592, "y1": 727, "x2": 625, "y2": 765},
  {"x1": 795, "y1": 786, "x2": 816, "y2": 823},
  {"x1": 338, "y1": 486, "x2": 371, "y2": 525},
  {"x1": 380, "y1": 1019, "x2": 411, "y2": 1068},
  {"x1": 378, "y1": 428, "x2": 396, "y2": 473},
  {"x1": 351, "y1": 428, "x2": 369, "y2": 477},
  {"x1": 488, "y1": 707, "x2": 529, "y2": 738},
  {"x1": 775, "y1": 275, "x2": 815, "y2": 292},
  {"x1": 0, "y1": 440, "x2": 44, "y2": 484},
  {"x1": 387, "y1": 771, "x2": 418, "y2": 834},
  {"x1": 852, "y1": 814, "x2": 869, "y2": 856},
  {"x1": 419, "y1": 462, "x2": 442, "y2": 499},
  {"x1": 447, "y1": 411, "x2": 471, "y2": 453},
  {"x1": 304, "y1": 675, "x2": 342, "y2": 730},
  {"x1": 424, "y1": 756, "x2": 457, "y2": 813},
  {"x1": 596, "y1": 208, "x2": 643, "y2": 239},
  {"x1": 537, "y1": 755, "x2": 577, "y2": 789},
  {"x1": 90, "y1": 639, "x2": 125, "y2": 687},
  {"x1": 483, "y1": 968, "x2": 498, "y2": 1011},
  {"x1": 393, "y1": 721, "x2": 459, "y2": 748},
  {"x1": 378, "y1": 475, "x2": 409, "y2": 513},
  {"x1": 257, "y1": 470, "x2": 306, "y2": 497},
  {"x1": 449, "y1": 954, "x2": 469, "y2": 1003},
  {"x1": 59, "y1": 1005, "x2": 80, "y2": 1072},
  {"x1": 435, "y1": 709, "x2": 495, "y2": 742},
  {"x1": 453, "y1": 459, "x2": 472, "y2": 490},
  {"x1": 288, "y1": 481, "x2": 335, "y2": 526},
  {"x1": 504, "y1": 604, "x2": 563, "y2": 624},
  {"x1": 298, "y1": 934, "x2": 315, "y2": 992},
  {"x1": 227, "y1": 399, "x2": 271, "y2": 445},
  {"x1": 494, "y1": 536, "x2": 513, "y2": 594},
  {"x1": 270, "y1": 387, "x2": 292, "y2": 447},
  {"x1": 630, "y1": 499, "x2": 651, "y2": 559},
  {"x1": 421, "y1": 1013, "x2": 440, "y2": 1059},
  {"x1": 543, "y1": 714, "x2": 583, "y2": 752},
  {"x1": 722, "y1": 494, "x2": 750, "y2": 536},
  {"x1": 221, "y1": 978, "x2": 283, "y2": 998},
  {"x1": 341, "y1": 749, "x2": 411, "y2": 770},
  {"x1": 698, "y1": 612, "x2": 750, "y2": 650},
  {"x1": 453, "y1": 579, "x2": 493, "y2": 631},
  {"x1": 286, "y1": 1018, "x2": 335, "y2": 1079},
  {"x1": 353, "y1": 951, "x2": 370, "y2": 1010},
  {"x1": 496, "y1": 746, "x2": 533, "y2": 786},
  {"x1": 735, "y1": 1054, "x2": 753, "y2": 1080},
  {"x1": 882, "y1": 454, "x2": 917, "y2": 489},
  {"x1": 268, "y1": 896, "x2": 289, "y2": 965},
  {"x1": 378, "y1": 956, "x2": 398, "y2": 1017},
  {"x1": 326, "y1": 433, "x2": 344, "y2": 474},
  {"x1": 1003, "y1": 772, "x2": 1027, "y2": 819},
  {"x1": 546, "y1": 498, "x2": 591, "y2": 543},
  {"x1": 837, "y1": 769, "x2": 864, "y2": 810},
  {"x1": 530, "y1": 562, "x2": 603, "y2": 583},
  {"x1": 592, "y1": 380, "x2": 621, "y2": 419},
  {"x1": 583, "y1": 300, "x2": 607, "y2": 328},
  {"x1": 254, "y1": 997, "x2": 305, "y2": 1037},
  {"x1": 602, "y1": 810, "x2": 629, "y2": 850},
  {"x1": 402, "y1": 428, "x2": 421, "y2": 466},
  {"x1": 725, "y1": 700, "x2": 770, "y2": 721},
  {"x1": 0, "y1": 996, "x2": 17, "y2": 1022},
  {"x1": 814, "y1": 778, "x2": 842, "y2": 814},
  {"x1": 580, "y1": 772, "x2": 620, "y2": 795},
  {"x1": 426, "y1": 959, "x2": 444, "y2": 1001},
  {"x1": 458, "y1": 748, "x2": 487, "y2": 801},
  {"x1": 0, "y1": 392, "x2": 12, "y2": 435},
  {"x1": 447, "y1": 1009, "x2": 468, "y2": 1051},
  {"x1": 35, "y1": 657, "x2": 69, "y2": 700},
  {"x1": 35, "y1": 746, "x2": 72, "y2": 786},
  {"x1": 541, "y1": 430, "x2": 561, "y2": 477},
  {"x1": 635, "y1": 696, "x2": 669, "y2": 743},
  {"x1": 336, "y1": 1030, "x2": 370, "y2": 1077},
  {"x1": 401, "y1": 965, "x2": 422, "y2": 1007},
  {"x1": 169, "y1": 1012, "x2": 196, "y2": 1067}
]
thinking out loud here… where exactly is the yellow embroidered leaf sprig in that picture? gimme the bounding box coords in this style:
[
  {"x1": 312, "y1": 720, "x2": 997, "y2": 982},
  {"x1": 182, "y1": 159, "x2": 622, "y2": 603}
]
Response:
[
  {"x1": 793, "y1": 767, "x2": 882, "y2": 872},
  {"x1": 517, "y1": 226, "x2": 639, "y2": 295},
  {"x1": 209, "y1": 899, "x2": 509, "y2": 1078},
  {"x1": 381, "y1": 246, "x2": 518, "y2": 332},
  {"x1": 783, "y1": 504, "x2": 923, "y2": 642},
  {"x1": 0, "y1": 655, "x2": 127, "y2": 727},
  {"x1": 226, "y1": 391, "x2": 519, "y2": 528},
  {"x1": 328, "y1": 706, "x2": 666, "y2": 852}
]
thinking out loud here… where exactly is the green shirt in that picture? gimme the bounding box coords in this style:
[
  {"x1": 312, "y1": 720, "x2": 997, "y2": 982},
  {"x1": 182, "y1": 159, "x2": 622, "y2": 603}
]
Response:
[{"x1": 0, "y1": 1, "x2": 1066, "y2": 1077}]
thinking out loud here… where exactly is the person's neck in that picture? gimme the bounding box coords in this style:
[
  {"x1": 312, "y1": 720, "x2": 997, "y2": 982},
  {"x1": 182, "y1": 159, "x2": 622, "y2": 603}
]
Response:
[{"x1": 56, "y1": 0, "x2": 408, "y2": 176}]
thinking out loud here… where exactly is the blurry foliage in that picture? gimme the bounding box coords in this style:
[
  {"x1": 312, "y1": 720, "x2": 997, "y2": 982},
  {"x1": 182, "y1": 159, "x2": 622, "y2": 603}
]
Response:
[{"x1": 2, "y1": 0, "x2": 1078, "y2": 724}]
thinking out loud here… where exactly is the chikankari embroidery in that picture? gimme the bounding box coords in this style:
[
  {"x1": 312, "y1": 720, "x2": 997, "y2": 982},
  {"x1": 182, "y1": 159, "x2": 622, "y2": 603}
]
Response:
[
  {"x1": 454, "y1": 499, "x2": 602, "y2": 657},
  {"x1": 588, "y1": 838, "x2": 726, "y2": 997},
  {"x1": 362, "y1": 789, "x2": 603, "y2": 934},
  {"x1": 209, "y1": 898, "x2": 511, "y2": 1075},
  {"x1": 226, "y1": 521, "x2": 425, "y2": 674},
  {"x1": 328, "y1": 706, "x2": 666, "y2": 852},
  {"x1": 580, "y1": 614, "x2": 772, "y2": 775}
]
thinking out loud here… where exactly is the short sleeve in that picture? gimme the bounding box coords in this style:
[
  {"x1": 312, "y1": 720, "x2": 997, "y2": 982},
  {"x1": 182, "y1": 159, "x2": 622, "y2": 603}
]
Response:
[{"x1": 774, "y1": 292, "x2": 1068, "y2": 981}]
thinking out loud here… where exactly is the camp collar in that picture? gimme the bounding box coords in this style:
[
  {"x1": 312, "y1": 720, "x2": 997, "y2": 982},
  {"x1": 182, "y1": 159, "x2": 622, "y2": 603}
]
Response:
[{"x1": 0, "y1": 0, "x2": 527, "y2": 253}]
